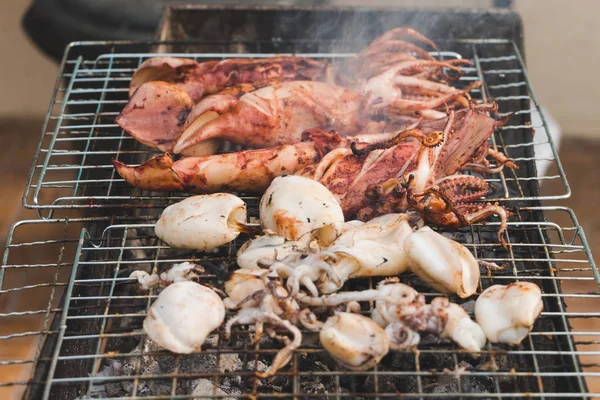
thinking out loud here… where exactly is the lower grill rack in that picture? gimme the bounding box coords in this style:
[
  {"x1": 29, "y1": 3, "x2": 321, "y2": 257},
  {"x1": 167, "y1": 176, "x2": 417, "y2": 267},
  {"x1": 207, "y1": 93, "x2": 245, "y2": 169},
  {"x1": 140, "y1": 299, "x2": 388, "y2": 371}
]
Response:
[{"x1": 1, "y1": 207, "x2": 598, "y2": 399}]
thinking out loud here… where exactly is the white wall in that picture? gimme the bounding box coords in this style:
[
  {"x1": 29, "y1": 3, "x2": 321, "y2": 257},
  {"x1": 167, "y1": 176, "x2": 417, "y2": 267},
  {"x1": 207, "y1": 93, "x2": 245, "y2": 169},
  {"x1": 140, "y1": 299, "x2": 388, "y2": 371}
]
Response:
[
  {"x1": 515, "y1": 0, "x2": 600, "y2": 138},
  {"x1": 1, "y1": 1, "x2": 599, "y2": 138}
]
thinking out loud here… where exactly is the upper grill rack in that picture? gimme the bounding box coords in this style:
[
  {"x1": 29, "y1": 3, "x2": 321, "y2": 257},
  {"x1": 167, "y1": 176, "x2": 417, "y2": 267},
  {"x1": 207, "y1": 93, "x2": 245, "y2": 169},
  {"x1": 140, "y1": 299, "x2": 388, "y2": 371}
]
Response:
[
  {"x1": 1, "y1": 207, "x2": 598, "y2": 399},
  {"x1": 23, "y1": 39, "x2": 569, "y2": 218}
]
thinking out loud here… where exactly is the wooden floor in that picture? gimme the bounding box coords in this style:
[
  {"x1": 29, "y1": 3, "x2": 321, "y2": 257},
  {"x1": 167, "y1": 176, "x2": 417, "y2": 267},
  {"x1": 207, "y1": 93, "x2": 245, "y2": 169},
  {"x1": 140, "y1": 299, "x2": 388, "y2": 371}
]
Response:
[{"x1": 0, "y1": 118, "x2": 598, "y2": 398}]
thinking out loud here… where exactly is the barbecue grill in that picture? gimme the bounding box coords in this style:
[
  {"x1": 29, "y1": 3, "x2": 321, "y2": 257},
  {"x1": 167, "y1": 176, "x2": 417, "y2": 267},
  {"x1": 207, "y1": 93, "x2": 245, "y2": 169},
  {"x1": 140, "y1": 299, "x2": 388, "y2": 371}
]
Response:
[{"x1": 2, "y1": 5, "x2": 598, "y2": 400}]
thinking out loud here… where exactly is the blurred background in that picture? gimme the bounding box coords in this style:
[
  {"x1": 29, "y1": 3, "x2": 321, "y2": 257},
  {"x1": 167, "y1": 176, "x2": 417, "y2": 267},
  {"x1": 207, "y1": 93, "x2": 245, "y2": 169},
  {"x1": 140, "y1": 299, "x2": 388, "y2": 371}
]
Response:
[{"x1": 0, "y1": 0, "x2": 598, "y2": 399}]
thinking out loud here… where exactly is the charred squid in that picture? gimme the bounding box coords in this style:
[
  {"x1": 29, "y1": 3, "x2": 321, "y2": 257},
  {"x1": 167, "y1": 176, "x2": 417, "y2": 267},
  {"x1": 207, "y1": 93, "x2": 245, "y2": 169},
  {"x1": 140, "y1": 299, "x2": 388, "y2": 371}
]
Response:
[{"x1": 297, "y1": 104, "x2": 516, "y2": 246}]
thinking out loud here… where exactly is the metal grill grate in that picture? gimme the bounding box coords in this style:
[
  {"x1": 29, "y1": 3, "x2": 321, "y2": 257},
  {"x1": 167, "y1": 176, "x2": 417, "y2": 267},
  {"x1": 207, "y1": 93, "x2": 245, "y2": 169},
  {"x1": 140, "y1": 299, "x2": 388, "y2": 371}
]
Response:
[
  {"x1": 22, "y1": 39, "x2": 569, "y2": 218},
  {"x1": 2, "y1": 207, "x2": 598, "y2": 399}
]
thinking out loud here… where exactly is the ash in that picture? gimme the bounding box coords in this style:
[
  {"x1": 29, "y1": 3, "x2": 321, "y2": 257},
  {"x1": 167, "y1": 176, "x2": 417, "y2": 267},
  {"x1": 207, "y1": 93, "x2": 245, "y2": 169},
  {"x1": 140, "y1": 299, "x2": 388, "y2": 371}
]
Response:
[
  {"x1": 80, "y1": 338, "x2": 247, "y2": 399},
  {"x1": 79, "y1": 336, "x2": 349, "y2": 398}
]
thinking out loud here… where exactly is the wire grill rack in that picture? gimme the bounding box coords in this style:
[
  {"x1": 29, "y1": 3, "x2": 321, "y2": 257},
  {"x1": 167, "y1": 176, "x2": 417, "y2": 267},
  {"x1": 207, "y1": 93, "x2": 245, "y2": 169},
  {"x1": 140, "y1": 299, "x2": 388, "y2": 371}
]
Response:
[
  {"x1": 1, "y1": 207, "x2": 598, "y2": 399},
  {"x1": 22, "y1": 39, "x2": 569, "y2": 218}
]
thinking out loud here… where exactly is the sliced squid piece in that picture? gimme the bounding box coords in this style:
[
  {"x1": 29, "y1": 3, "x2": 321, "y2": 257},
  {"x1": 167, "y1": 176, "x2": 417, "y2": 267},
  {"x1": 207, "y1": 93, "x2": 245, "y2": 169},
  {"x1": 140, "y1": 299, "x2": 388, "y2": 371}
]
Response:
[
  {"x1": 318, "y1": 214, "x2": 413, "y2": 293},
  {"x1": 144, "y1": 281, "x2": 225, "y2": 354},
  {"x1": 320, "y1": 312, "x2": 390, "y2": 370},
  {"x1": 236, "y1": 221, "x2": 364, "y2": 271},
  {"x1": 260, "y1": 176, "x2": 344, "y2": 242},
  {"x1": 385, "y1": 321, "x2": 421, "y2": 350},
  {"x1": 223, "y1": 268, "x2": 277, "y2": 309},
  {"x1": 236, "y1": 233, "x2": 304, "y2": 270},
  {"x1": 475, "y1": 282, "x2": 543, "y2": 345},
  {"x1": 371, "y1": 279, "x2": 423, "y2": 327},
  {"x1": 404, "y1": 226, "x2": 480, "y2": 298},
  {"x1": 155, "y1": 193, "x2": 249, "y2": 251},
  {"x1": 130, "y1": 262, "x2": 205, "y2": 290},
  {"x1": 432, "y1": 298, "x2": 486, "y2": 353}
]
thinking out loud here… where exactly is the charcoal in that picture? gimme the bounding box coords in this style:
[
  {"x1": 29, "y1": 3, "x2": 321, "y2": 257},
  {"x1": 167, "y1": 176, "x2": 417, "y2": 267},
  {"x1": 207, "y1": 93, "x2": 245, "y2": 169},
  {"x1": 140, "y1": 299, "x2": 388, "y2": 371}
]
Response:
[
  {"x1": 364, "y1": 352, "x2": 417, "y2": 394},
  {"x1": 460, "y1": 300, "x2": 476, "y2": 314},
  {"x1": 424, "y1": 361, "x2": 495, "y2": 395},
  {"x1": 191, "y1": 378, "x2": 240, "y2": 399},
  {"x1": 86, "y1": 360, "x2": 127, "y2": 398},
  {"x1": 297, "y1": 354, "x2": 347, "y2": 396},
  {"x1": 135, "y1": 364, "x2": 175, "y2": 397}
]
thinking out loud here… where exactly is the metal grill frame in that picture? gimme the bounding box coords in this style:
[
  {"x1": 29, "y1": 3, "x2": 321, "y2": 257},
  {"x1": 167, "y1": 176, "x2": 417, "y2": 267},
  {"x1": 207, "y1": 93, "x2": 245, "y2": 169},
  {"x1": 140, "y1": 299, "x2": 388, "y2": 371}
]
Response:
[
  {"x1": 1, "y1": 207, "x2": 598, "y2": 399},
  {"x1": 22, "y1": 39, "x2": 570, "y2": 219}
]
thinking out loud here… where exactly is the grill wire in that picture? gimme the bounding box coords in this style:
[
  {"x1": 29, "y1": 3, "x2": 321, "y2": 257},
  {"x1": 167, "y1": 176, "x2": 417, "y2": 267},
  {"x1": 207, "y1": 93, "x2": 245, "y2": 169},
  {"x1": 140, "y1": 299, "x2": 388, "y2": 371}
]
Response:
[
  {"x1": 1, "y1": 207, "x2": 598, "y2": 399},
  {"x1": 22, "y1": 39, "x2": 569, "y2": 219},
  {"x1": 2, "y1": 38, "x2": 596, "y2": 399}
]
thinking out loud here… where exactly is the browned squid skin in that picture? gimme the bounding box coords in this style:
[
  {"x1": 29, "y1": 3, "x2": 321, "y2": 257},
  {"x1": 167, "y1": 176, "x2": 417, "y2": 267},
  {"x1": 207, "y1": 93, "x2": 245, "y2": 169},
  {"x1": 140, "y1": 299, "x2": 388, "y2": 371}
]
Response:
[
  {"x1": 121, "y1": 29, "x2": 477, "y2": 155},
  {"x1": 113, "y1": 130, "x2": 345, "y2": 194},
  {"x1": 117, "y1": 83, "x2": 255, "y2": 156},
  {"x1": 405, "y1": 174, "x2": 511, "y2": 247},
  {"x1": 298, "y1": 106, "x2": 515, "y2": 238},
  {"x1": 298, "y1": 108, "x2": 492, "y2": 219},
  {"x1": 298, "y1": 140, "x2": 421, "y2": 220},
  {"x1": 427, "y1": 107, "x2": 497, "y2": 180},
  {"x1": 129, "y1": 56, "x2": 332, "y2": 102},
  {"x1": 173, "y1": 81, "x2": 363, "y2": 153},
  {"x1": 115, "y1": 81, "x2": 194, "y2": 153}
]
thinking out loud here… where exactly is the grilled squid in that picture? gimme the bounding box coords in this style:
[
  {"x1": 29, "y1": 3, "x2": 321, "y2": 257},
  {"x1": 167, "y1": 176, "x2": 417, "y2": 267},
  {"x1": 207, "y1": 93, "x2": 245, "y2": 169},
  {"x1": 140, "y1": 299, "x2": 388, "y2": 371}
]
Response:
[
  {"x1": 431, "y1": 298, "x2": 486, "y2": 353},
  {"x1": 130, "y1": 262, "x2": 205, "y2": 290},
  {"x1": 320, "y1": 312, "x2": 390, "y2": 370},
  {"x1": 173, "y1": 81, "x2": 361, "y2": 153},
  {"x1": 223, "y1": 268, "x2": 277, "y2": 309},
  {"x1": 129, "y1": 56, "x2": 331, "y2": 102},
  {"x1": 116, "y1": 82, "x2": 194, "y2": 153},
  {"x1": 236, "y1": 233, "x2": 303, "y2": 270},
  {"x1": 385, "y1": 321, "x2": 421, "y2": 350},
  {"x1": 475, "y1": 282, "x2": 543, "y2": 345},
  {"x1": 236, "y1": 221, "x2": 364, "y2": 271},
  {"x1": 260, "y1": 176, "x2": 344, "y2": 242},
  {"x1": 266, "y1": 212, "x2": 483, "y2": 297},
  {"x1": 370, "y1": 279, "x2": 423, "y2": 327},
  {"x1": 223, "y1": 269, "x2": 310, "y2": 378},
  {"x1": 113, "y1": 129, "x2": 345, "y2": 194},
  {"x1": 404, "y1": 227, "x2": 480, "y2": 298},
  {"x1": 316, "y1": 214, "x2": 413, "y2": 293},
  {"x1": 155, "y1": 193, "x2": 251, "y2": 251},
  {"x1": 143, "y1": 281, "x2": 225, "y2": 353},
  {"x1": 299, "y1": 279, "x2": 485, "y2": 353},
  {"x1": 236, "y1": 222, "x2": 365, "y2": 297}
]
